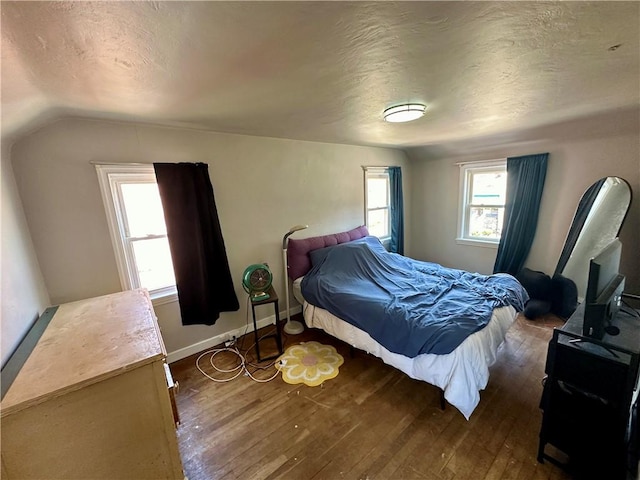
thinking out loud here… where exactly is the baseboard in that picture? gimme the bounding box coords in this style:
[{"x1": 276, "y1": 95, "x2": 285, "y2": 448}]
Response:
[{"x1": 166, "y1": 305, "x2": 302, "y2": 364}]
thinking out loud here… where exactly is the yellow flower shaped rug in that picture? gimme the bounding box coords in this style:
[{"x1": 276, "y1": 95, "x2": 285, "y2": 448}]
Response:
[{"x1": 277, "y1": 341, "x2": 344, "y2": 387}]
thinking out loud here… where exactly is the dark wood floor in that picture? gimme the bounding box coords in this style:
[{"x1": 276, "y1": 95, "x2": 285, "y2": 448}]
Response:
[{"x1": 170, "y1": 313, "x2": 572, "y2": 480}]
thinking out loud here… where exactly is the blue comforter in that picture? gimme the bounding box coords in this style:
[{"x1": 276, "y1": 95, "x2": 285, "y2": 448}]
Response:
[{"x1": 301, "y1": 237, "x2": 528, "y2": 357}]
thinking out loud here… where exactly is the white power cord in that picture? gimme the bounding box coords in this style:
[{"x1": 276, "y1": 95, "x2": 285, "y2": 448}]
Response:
[
  {"x1": 195, "y1": 344, "x2": 280, "y2": 383},
  {"x1": 195, "y1": 295, "x2": 282, "y2": 384}
]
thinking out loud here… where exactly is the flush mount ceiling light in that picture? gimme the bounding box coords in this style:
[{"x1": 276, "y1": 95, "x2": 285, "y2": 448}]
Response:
[{"x1": 383, "y1": 104, "x2": 426, "y2": 123}]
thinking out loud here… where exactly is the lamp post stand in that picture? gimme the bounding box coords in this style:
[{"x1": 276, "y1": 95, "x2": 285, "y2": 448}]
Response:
[{"x1": 282, "y1": 225, "x2": 308, "y2": 335}]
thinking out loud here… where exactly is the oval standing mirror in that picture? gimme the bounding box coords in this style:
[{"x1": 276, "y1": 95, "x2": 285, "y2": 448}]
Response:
[{"x1": 555, "y1": 176, "x2": 632, "y2": 302}]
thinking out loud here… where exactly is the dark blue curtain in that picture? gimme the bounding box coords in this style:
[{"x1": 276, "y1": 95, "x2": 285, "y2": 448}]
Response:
[
  {"x1": 493, "y1": 153, "x2": 549, "y2": 275},
  {"x1": 154, "y1": 163, "x2": 239, "y2": 326},
  {"x1": 388, "y1": 167, "x2": 404, "y2": 255}
]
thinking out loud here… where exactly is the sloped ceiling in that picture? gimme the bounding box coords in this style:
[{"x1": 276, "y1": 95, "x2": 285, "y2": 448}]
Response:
[{"x1": 2, "y1": 1, "x2": 639, "y2": 149}]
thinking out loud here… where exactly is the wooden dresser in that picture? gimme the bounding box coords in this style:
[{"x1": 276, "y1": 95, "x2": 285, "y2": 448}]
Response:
[{"x1": 0, "y1": 289, "x2": 184, "y2": 479}]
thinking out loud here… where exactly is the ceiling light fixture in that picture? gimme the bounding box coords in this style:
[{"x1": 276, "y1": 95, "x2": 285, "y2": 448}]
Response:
[{"x1": 383, "y1": 104, "x2": 426, "y2": 123}]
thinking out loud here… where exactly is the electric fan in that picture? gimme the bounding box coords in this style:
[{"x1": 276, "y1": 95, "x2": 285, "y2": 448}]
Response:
[{"x1": 242, "y1": 264, "x2": 273, "y2": 301}]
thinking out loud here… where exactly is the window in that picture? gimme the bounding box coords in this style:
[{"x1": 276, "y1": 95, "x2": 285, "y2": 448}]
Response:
[
  {"x1": 96, "y1": 165, "x2": 177, "y2": 302},
  {"x1": 364, "y1": 168, "x2": 390, "y2": 240},
  {"x1": 457, "y1": 160, "x2": 507, "y2": 247}
]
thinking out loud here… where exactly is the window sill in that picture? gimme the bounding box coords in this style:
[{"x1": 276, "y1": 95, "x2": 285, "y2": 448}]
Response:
[
  {"x1": 455, "y1": 238, "x2": 500, "y2": 249},
  {"x1": 379, "y1": 236, "x2": 391, "y2": 248},
  {"x1": 151, "y1": 291, "x2": 179, "y2": 307}
]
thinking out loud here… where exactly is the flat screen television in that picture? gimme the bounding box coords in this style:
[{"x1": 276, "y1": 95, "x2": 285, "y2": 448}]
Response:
[{"x1": 583, "y1": 238, "x2": 625, "y2": 339}]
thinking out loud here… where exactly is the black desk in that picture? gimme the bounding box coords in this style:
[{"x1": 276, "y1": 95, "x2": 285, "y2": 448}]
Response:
[
  {"x1": 249, "y1": 286, "x2": 283, "y2": 362},
  {"x1": 538, "y1": 303, "x2": 640, "y2": 478}
]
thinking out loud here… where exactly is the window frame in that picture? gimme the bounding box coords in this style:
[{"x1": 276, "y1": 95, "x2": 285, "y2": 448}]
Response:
[
  {"x1": 456, "y1": 159, "x2": 507, "y2": 248},
  {"x1": 364, "y1": 167, "x2": 391, "y2": 244},
  {"x1": 95, "y1": 164, "x2": 177, "y2": 305}
]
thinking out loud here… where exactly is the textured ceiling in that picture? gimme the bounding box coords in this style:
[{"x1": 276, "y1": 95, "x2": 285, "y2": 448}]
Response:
[{"x1": 2, "y1": 1, "x2": 639, "y2": 148}]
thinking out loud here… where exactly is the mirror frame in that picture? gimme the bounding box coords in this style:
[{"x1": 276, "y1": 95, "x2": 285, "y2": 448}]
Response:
[{"x1": 554, "y1": 176, "x2": 632, "y2": 292}]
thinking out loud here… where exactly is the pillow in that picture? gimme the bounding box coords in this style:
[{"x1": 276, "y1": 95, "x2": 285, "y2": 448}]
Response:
[
  {"x1": 524, "y1": 299, "x2": 552, "y2": 320},
  {"x1": 516, "y1": 268, "x2": 552, "y2": 301},
  {"x1": 550, "y1": 274, "x2": 578, "y2": 319},
  {"x1": 308, "y1": 236, "x2": 373, "y2": 267},
  {"x1": 309, "y1": 243, "x2": 338, "y2": 267},
  {"x1": 287, "y1": 225, "x2": 369, "y2": 280}
]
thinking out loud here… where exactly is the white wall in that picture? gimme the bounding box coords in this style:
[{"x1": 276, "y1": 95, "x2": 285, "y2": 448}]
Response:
[
  {"x1": 1, "y1": 141, "x2": 50, "y2": 367},
  {"x1": 408, "y1": 108, "x2": 640, "y2": 294},
  {"x1": 10, "y1": 118, "x2": 410, "y2": 359},
  {"x1": 10, "y1": 109, "x2": 636, "y2": 364}
]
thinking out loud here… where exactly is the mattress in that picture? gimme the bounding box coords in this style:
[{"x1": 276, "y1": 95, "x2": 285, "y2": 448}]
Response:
[{"x1": 294, "y1": 277, "x2": 515, "y2": 419}]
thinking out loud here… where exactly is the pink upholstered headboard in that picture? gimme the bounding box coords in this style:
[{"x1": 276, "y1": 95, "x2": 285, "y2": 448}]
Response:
[{"x1": 287, "y1": 225, "x2": 369, "y2": 280}]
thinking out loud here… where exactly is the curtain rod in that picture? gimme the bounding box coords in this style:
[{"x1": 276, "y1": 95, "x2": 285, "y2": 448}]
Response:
[
  {"x1": 90, "y1": 161, "x2": 152, "y2": 166},
  {"x1": 361, "y1": 165, "x2": 399, "y2": 170},
  {"x1": 454, "y1": 158, "x2": 506, "y2": 167}
]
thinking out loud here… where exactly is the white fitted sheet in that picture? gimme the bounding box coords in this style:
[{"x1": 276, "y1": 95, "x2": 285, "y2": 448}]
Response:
[
  {"x1": 294, "y1": 277, "x2": 515, "y2": 419},
  {"x1": 292, "y1": 277, "x2": 305, "y2": 305}
]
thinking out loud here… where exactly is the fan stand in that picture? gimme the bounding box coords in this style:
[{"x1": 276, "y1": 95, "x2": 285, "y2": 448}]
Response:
[{"x1": 251, "y1": 291, "x2": 270, "y2": 301}]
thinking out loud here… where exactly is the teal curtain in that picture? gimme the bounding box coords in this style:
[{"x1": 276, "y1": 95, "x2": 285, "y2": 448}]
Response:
[
  {"x1": 493, "y1": 153, "x2": 548, "y2": 275},
  {"x1": 388, "y1": 167, "x2": 404, "y2": 255}
]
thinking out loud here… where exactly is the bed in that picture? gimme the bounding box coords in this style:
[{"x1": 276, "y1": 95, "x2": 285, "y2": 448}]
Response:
[{"x1": 287, "y1": 226, "x2": 528, "y2": 419}]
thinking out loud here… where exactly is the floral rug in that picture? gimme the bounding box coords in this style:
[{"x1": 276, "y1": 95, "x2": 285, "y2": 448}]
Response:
[{"x1": 277, "y1": 341, "x2": 344, "y2": 387}]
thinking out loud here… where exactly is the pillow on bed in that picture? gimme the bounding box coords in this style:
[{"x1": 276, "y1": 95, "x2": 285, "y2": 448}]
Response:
[
  {"x1": 308, "y1": 244, "x2": 335, "y2": 267},
  {"x1": 308, "y1": 236, "x2": 367, "y2": 266},
  {"x1": 287, "y1": 225, "x2": 369, "y2": 280}
]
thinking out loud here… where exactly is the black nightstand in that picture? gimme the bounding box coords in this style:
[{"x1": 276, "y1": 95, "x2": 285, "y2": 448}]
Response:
[{"x1": 249, "y1": 286, "x2": 283, "y2": 362}]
